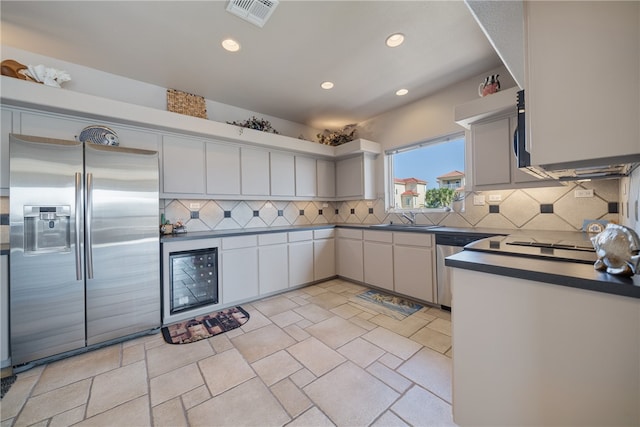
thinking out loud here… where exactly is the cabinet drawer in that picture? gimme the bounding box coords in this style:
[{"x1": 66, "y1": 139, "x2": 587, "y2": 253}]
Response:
[
  {"x1": 288, "y1": 230, "x2": 313, "y2": 242},
  {"x1": 313, "y1": 228, "x2": 335, "y2": 240},
  {"x1": 222, "y1": 235, "x2": 257, "y2": 250},
  {"x1": 258, "y1": 233, "x2": 288, "y2": 246},
  {"x1": 393, "y1": 232, "x2": 433, "y2": 247},
  {"x1": 336, "y1": 228, "x2": 363, "y2": 239},
  {"x1": 363, "y1": 230, "x2": 393, "y2": 243}
]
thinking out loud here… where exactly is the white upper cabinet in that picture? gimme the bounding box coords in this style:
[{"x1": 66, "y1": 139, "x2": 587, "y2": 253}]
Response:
[
  {"x1": 241, "y1": 147, "x2": 270, "y2": 196},
  {"x1": 295, "y1": 156, "x2": 317, "y2": 197},
  {"x1": 162, "y1": 135, "x2": 205, "y2": 195},
  {"x1": 524, "y1": 1, "x2": 639, "y2": 167},
  {"x1": 206, "y1": 141, "x2": 241, "y2": 195},
  {"x1": 336, "y1": 154, "x2": 376, "y2": 200},
  {"x1": 472, "y1": 116, "x2": 512, "y2": 187},
  {"x1": 270, "y1": 151, "x2": 295, "y2": 197},
  {"x1": 316, "y1": 159, "x2": 336, "y2": 198}
]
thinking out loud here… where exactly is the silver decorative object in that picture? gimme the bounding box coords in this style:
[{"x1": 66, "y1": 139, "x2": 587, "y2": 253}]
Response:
[
  {"x1": 79, "y1": 125, "x2": 119, "y2": 146},
  {"x1": 591, "y1": 224, "x2": 640, "y2": 277}
]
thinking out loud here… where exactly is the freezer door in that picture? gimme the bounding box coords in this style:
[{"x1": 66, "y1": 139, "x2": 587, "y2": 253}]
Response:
[
  {"x1": 84, "y1": 143, "x2": 160, "y2": 345},
  {"x1": 9, "y1": 134, "x2": 85, "y2": 364}
]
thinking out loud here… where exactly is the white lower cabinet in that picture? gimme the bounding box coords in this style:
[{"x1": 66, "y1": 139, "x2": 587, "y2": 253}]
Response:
[
  {"x1": 336, "y1": 228, "x2": 364, "y2": 282},
  {"x1": 289, "y1": 231, "x2": 314, "y2": 287},
  {"x1": 393, "y1": 232, "x2": 435, "y2": 303},
  {"x1": 221, "y1": 235, "x2": 259, "y2": 304},
  {"x1": 313, "y1": 229, "x2": 335, "y2": 281},
  {"x1": 363, "y1": 231, "x2": 394, "y2": 292},
  {"x1": 258, "y1": 233, "x2": 289, "y2": 294}
]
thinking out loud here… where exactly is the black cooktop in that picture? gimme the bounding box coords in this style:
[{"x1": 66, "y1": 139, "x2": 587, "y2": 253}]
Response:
[{"x1": 464, "y1": 234, "x2": 598, "y2": 264}]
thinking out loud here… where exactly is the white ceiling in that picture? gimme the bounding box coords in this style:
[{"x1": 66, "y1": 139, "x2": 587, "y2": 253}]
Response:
[{"x1": 0, "y1": 1, "x2": 502, "y2": 130}]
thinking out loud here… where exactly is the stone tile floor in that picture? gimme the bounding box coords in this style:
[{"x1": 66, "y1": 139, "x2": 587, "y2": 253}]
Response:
[{"x1": 0, "y1": 279, "x2": 456, "y2": 426}]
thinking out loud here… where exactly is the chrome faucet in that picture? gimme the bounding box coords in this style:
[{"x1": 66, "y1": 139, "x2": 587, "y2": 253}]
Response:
[{"x1": 401, "y1": 212, "x2": 416, "y2": 225}]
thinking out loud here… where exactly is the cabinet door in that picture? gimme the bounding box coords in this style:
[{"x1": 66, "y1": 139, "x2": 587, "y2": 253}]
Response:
[
  {"x1": 162, "y1": 135, "x2": 205, "y2": 194},
  {"x1": 336, "y1": 156, "x2": 364, "y2": 198},
  {"x1": 393, "y1": 245, "x2": 435, "y2": 303},
  {"x1": 1, "y1": 109, "x2": 12, "y2": 193},
  {"x1": 525, "y1": 1, "x2": 639, "y2": 166},
  {"x1": 317, "y1": 159, "x2": 336, "y2": 198},
  {"x1": 206, "y1": 141, "x2": 241, "y2": 195},
  {"x1": 314, "y1": 238, "x2": 335, "y2": 281},
  {"x1": 20, "y1": 111, "x2": 85, "y2": 139},
  {"x1": 289, "y1": 241, "x2": 314, "y2": 286},
  {"x1": 241, "y1": 147, "x2": 270, "y2": 196},
  {"x1": 472, "y1": 117, "x2": 511, "y2": 187},
  {"x1": 336, "y1": 238, "x2": 364, "y2": 282},
  {"x1": 363, "y1": 241, "x2": 393, "y2": 292},
  {"x1": 295, "y1": 156, "x2": 317, "y2": 197},
  {"x1": 259, "y1": 244, "x2": 289, "y2": 294},
  {"x1": 221, "y1": 247, "x2": 259, "y2": 304},
  {"x1": 270, "y1": 151, "x2": 295, "y2": 197}
]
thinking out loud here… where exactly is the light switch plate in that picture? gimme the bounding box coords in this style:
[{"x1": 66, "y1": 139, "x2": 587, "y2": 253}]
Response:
[
  {"x1": 574, "y1": 189, "x2": 594, "y2": 198},
  {"x1": 473, "y1": 195, "x2": 485, "y2": 206}
]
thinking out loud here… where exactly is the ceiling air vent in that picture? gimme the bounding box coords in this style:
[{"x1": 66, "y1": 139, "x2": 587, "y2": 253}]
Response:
[{"x1": 226, "y1": 0, "x2": 279, "y2": 28}]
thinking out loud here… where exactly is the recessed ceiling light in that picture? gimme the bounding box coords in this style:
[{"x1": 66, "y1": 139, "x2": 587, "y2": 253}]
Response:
[
  {"x1": 386, "y1": 33, "x2": 405, "y2": 48},
  {"x1": 396, "y1": 88, "x2": 409, "y2": 96},
  {"x1": 321, "y1": 81, "x2": 334, "y2": 90},
  {"x1": 222, "y1": 38, "x2": 241, "y2": 52}
]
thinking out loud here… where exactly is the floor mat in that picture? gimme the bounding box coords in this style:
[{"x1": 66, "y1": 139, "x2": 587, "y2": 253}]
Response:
[
  {"x1": 1, "y1": 375, "x2": 17, "y2": 399},
  {"x1": 351, "y1": 290, "x2": 423, "y2": 320},
  {"x1": 162, "y1": 306, "x2": 250, "y2": 344}
]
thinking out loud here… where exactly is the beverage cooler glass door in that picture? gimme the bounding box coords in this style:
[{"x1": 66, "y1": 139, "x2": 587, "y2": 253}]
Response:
[
  {"x1": 9, "y1": 135, "x2": 86, "y2": 364},
  {"x1": 169, "y1": 248, "x2": 219, "y2": 314},
  {"x1": 84, "y1": 143, "x2": 160, "y2": 346}
]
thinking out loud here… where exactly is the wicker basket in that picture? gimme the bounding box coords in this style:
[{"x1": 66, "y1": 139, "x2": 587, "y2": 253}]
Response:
[{"x1": 166, "y1": 89, "x2": 207, "y2": 119}]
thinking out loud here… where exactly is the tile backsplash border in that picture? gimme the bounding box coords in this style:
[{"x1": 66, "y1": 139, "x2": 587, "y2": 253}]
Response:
[{"x1": 161, "y1": 180, "x2": 620, "y2": 234}]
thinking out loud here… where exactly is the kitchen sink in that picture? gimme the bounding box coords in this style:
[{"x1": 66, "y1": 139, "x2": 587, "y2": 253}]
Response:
[{"x1": 369, "y1": 223, "x2": 439, "y2": 231}]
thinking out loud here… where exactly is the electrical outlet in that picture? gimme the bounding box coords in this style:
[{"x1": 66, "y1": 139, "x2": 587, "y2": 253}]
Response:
[
  {"x1": 322, "y1": 203, "x2": 328, "y2": 208},
  {"x1": 189, "y1": 202, "x2": 201, "y2": 209},
  {"x1": 473, "y1": 195, "x2": 485, "y2": 206},
  {"x1": 366, "y1": 201, "x2": 373, "y2": 207},
  {"x1": 488, "y1": 194, "x2": 502, "y2": 202},
  {"x1": 574, "y1": 189, "x2": 594, "y2": 198}
]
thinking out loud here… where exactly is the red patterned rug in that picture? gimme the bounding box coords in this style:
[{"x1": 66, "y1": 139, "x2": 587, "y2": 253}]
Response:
[{"x1": 161, "y1": 306, "x2": 250, "y2": 344}]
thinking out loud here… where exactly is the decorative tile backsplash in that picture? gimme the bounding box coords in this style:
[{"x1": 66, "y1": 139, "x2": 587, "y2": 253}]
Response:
[
  {"x1": 161, "y1": 180, "x2": 620, "y2": 233},
  {"x1": 0, "y1": 180, "x2": 620, "y2": 246}
]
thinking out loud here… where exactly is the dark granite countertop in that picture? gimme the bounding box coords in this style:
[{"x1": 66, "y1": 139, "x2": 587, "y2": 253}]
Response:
[
  {"x1": 445, "y1": 250, "x2": 640, "y2": 300},
  {"x1": 160, "y1": 224, "x2": 336, "y2": 243},
  {"x1": 160, "y1": 223, "x2": 512, "y2": 243}
]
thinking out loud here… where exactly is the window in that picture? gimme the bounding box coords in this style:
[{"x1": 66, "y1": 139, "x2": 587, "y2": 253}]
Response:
[{"x1": 385, "y1": 132, "x2": 465, "y2": 211}]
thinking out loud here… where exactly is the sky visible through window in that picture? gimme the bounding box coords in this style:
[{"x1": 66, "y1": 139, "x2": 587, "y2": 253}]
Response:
[{"x1": 394, "y1": 137, "x2": 465, "y2": 189}]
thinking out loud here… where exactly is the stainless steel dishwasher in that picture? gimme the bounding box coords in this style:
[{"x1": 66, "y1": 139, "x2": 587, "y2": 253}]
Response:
[{"x1": 435, "y1": 232, "x2": 495, "y2": 310}]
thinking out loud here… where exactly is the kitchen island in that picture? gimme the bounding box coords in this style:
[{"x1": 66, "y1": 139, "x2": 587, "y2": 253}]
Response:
[{"x1": 446, "y1": 251, "x2": 640, "y2": 426}]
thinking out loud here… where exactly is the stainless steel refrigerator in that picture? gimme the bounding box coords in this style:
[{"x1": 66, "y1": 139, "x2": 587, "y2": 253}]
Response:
[{"x1": 9, "y1": 134, "x2": 160, "y2": 366}]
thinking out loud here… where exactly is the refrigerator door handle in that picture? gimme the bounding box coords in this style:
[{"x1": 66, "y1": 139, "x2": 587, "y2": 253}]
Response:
[
  {"x1": 75, "y1": 172, "x2": 83, "y2": 281},
  {"x1": 86, "y1": 172, "x2": 94, "y2": 279}
]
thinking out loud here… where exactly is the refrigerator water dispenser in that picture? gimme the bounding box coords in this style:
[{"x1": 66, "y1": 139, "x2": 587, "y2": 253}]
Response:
[{"x1": 23, "y1": 205, "x2": 71, "y2": 254}]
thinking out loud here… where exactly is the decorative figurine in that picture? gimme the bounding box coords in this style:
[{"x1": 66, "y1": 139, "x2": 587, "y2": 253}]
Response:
[
  {"x1": 478, "y1": 74, "x2": 500, "y2": 97},
  {"x1": 591, "y1": 224, "x2": 640, "y2": 277}
]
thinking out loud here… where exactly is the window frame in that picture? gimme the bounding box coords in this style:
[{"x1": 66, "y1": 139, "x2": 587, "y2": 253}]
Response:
[{"x1": 384, "y1": 131, "x2": 466, "y2": 213}]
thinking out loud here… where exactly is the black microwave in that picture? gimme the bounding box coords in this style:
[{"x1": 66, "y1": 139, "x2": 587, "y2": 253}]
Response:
[{"x1": 513, "y1": 89, "x2": 531, "y2": 168}]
